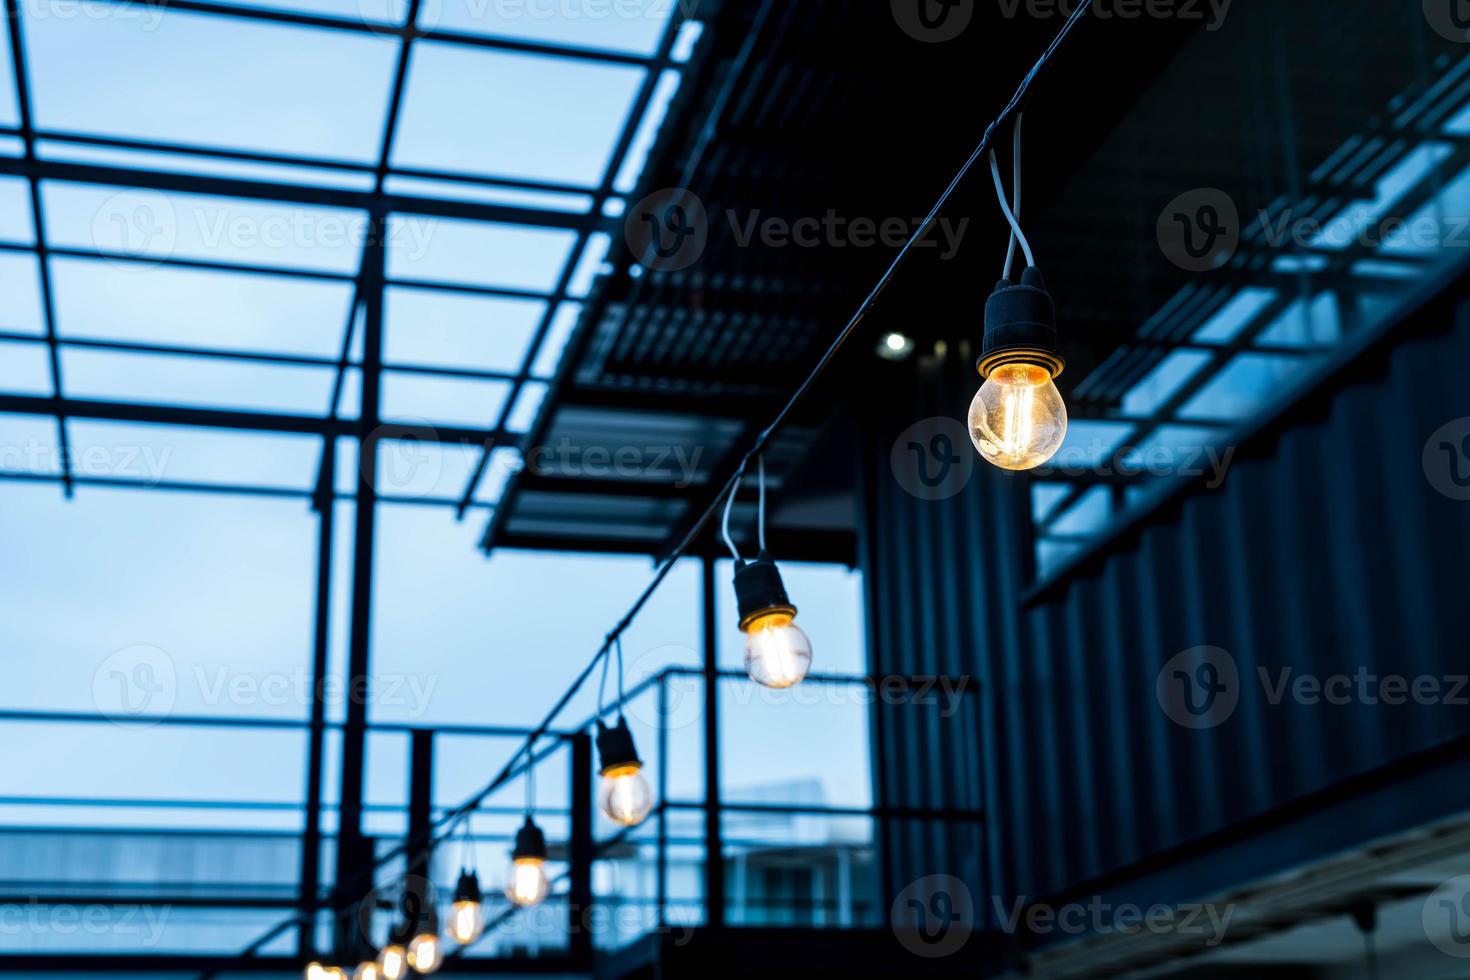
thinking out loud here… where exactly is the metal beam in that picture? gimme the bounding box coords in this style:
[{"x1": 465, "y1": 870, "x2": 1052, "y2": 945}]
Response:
[
  {"x1": 298, "y1": 439, "x2": 335, "y2": 959},
  {"x1": 0, "y1": 392, "x2": 509, "y2": 443},
  {"x1": 4, "y1": 0, "x2": 71, "y2": 497},
  {"x1": 701, "y1": 557, "x2": 725, "y2": 928},
  {"x1": 0, "y1": 154, "x2": 600, "y2": 229},
  {"x1": 332, "y1": 218, "x2": 386, "y2": 954}
]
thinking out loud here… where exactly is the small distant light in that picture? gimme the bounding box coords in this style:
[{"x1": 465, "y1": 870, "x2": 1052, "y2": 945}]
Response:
[{"x1": 877, "y1": 332, "x2": 916, "y2": 360}]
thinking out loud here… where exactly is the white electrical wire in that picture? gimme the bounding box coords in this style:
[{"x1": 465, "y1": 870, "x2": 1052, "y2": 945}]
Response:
[
  {"x1": 990, "y1": 116, "x2": 1036, "y2": 275},
  {"x1": 1003, "y1": 114, "x2": 1024, "y2": 277},
  {"x1": 721, "y1": 464, "x2": 745, "y2": 561},
  {"x1": 756, "y1": 454, "x2": 767, "y2": 553}
]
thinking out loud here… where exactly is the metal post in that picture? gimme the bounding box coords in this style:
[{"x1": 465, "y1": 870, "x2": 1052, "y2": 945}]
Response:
[
  {"x1": 407, "y1": 730, "x2": 436, "y2": 916},
  {"x1": 656, "y1": 677, "x2": 668, "y2": 928},
  {"x1": 568, "y1": 732, "x2": 594, "y2": 967},
  {"x1": 701, "y1": 557, "x2": 725, "y2": 928},
  {"x1": 333, "y1": 216, "x2": 386, "y2": 950},
  {"x1": 298, "y1": 440, "x2": 336, "y2": 957}
]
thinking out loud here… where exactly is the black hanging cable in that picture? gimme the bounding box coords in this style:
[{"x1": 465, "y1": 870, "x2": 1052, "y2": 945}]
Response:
[{"x1": 195, "y1": 5, "x2": 1098, "y2": 974}]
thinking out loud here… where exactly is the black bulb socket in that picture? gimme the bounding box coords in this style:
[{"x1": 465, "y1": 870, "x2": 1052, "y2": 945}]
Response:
[
  {"x1": 511, "y1": 816, "x2": 548, "y2": 863},
  {"x1": 977, "y1": 266, "x2": 1066, "y2": 380},
  {"x1": 595, "y1": 716, "x2": 642, "y2": 775},
  {"x1": 452, "y1": 869, "x2": 483, "y2": 905},
  {"x1": 733, "y1": 550, "x2": 797, "y2": 631}
]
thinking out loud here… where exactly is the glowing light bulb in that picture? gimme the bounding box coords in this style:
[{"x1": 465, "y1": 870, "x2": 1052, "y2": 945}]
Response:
[
  {"x1": 448, "y1": 870, "x2": 485, "y2": 944},
  {"x1": 599, "y1": 763, "x2": 654, "y2": 826},
  {"x1": 507, "y1": 857, "x2": 549, "y2": 907},
  {"x1": 742, "y1": 610, "x2": 812, "y2": 689},
  {"x1": 353, "y1": 962, "x2": 381, "y2": 980},
  {"x1": 596, "y1": 719, "x2": 655, "y2": 827},
  {"x1": 968, "y1": 362, "x2": 1067, "y2": 471},
  {"x1": 406, "y1": 932, "x2": 442, "y2": 974},
  {"x1": 305, "y1": 963, "x2": 328, "y2": 980},
  {"x1": 321, "y1": 969, "x2": 348, "y2": 980},
  {"x1": 376, "y1": 945, "x2": 407, "y2": 980}
]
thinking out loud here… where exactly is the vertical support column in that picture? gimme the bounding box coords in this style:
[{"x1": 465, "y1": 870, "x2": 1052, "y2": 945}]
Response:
[
  {"x1": 298, "y1": 440, "x2": 336, "y2": 957},
  {"x1": 568, "y1": 732, "x2": 594, "y2": 968},
  {"x1": 334, "y1": 214, "x2": 386, "y2": 947},
  {"x1": 701, "y1": 557, "x2": 725, "y2": 928},
  {"x1": 656, "y1": 678, "x2": 668, "y2": 927},
  {"x1": 407, "y1": 730, "x2": 435, "y2": 924}
]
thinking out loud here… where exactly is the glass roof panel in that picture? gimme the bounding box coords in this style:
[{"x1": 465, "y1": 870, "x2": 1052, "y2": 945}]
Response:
[
  {"x1": 25, "y1": 4, "x2": 398, "y2": 161},
  {"x1": 1049, "y1": 486, "x2": 1112, "y2": 537},
  {"x1": 1031, "y1": 483, "x2": 1072, "y2": 524},
  {"x1": 0, "y1": 14, "x2": 15, "y2": 128},
  {"x1": 374, "y1": 437, "x2": 480, "y2": 501},
  {"x1": 67, "y1": 420, "x2": 321, "y2": 491},
  {"x1": 1192, "y1": 287, "x2": 1277, "y2": 344},
  {"x1": 0, "y1": 176, "x2": 33, "y2": 242},
  {"x1": 233, "y1": 0, "x2": 408, "y2": 19},
  {"x1": 384, "y1": 286, "x2": 542, "y2": 372},
  {"x1": 530, "y1": 301, "x2": 581, "y2": 378},
  {"x1": 0, "y1": 414, "x2": 62, "y2": 476},
  {"x1": 0, "y1": 253, "x2": 46, "y2": 335},
  {"x1": 51, "y1": 259, "x2": 353, "y2": 357},
  {"x1": 614, "y1": 67, "x2": 682, "y2": 193},
  {"x1": 428, "y1": 0, "x2": 673, "y2": 53},
  {"x1": 390, "y1": 42, "x2": 645, "y2": 185},
  {"x1": 1256, "y1": 292, "x2": 1340, "y2": 348},
  {"x1": 506, "y1": 379, "x2": 546, "y2": 432},
  {"x1": 385, "y1": 215, "x2": 575, "y2": 291},
  {"x1": 60, "y1": 348, "x2": 335, "y2": 415},
  {"x1": 0, "y1": 136, "x2": 22, "y2": 157},
  {"x1": 1048, "y1": 420, "x2": 1134, "y2": 470},
  {"x1": 0, "y1": 338, "x2": 54, "y2": 395},
  {"x1": 566, "y1": 230, "x2": 612, "y2": 297},
  {"x1": 382, "y1": 174, "x2": 593, "y2": 212},
  {"x1": 43, "y1": 183, "x2": 367, "y2": 274},
  {"x1": 380, "y1": 371, "x2": 511, "y2": 428},
  {"x1": 1177, "y1": 353, "x2": 1302, "y2": 422},
  {"x1": 1121, "y1": 350, "x2": 1214, "y2": 417}
]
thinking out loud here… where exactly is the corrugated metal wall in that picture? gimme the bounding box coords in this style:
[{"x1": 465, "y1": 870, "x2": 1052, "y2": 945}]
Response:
[{"x1": 858, "y1": 282, "x2": 1470, "y2": 927}]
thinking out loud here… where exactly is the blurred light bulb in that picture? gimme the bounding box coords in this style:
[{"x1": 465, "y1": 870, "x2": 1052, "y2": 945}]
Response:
[
  {"x1": 353, "y1": 962, "x2": 381, "y2": 980},
  {"x1": 377, "y1": 945, "x2": 407, "y2": 980},
  {"x1": 321, "y1": 969, "x2": 348, "y2": 980},
  {"x1": 598, "y1": 763, "x2": 655, "y2": 826},
  {"x1": 305, "y1": 963, "x2": 328, "y2": 980},
  {"x1": 449, "y1": 898, "x2": 484, "y2": 944},
  {"x1": 507, "y1": 857, "x2": 549, "y2": 908},
  {"x1": 742, "y1": 610, "x2": 812, "y2": 689},
  {"x1": 407, "y1": 932, "x2": 442, "y2": 974},
  {"x1": 968, "y1": 362, "x2": 1067, "y2": 471}
]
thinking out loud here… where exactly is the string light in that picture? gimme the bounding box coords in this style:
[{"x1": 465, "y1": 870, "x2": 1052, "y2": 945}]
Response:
[
  {"x1": 448, "y1": 816, "x2": 486, "y2": 944},
  {"x1": 594, "y1": 640, "x2": 656, "y2": 827},
  {"x1": 724, "y1": 456, "x2": 812, "y2": 689},
  {"x1": 406, "y1": 908, "x2": 443, "y2": 974},
  {"x1": 213, "y1": 5, "x2": 1098, "y2": 972},
  {"x1": 352, "y1": 962, "x2": 381, "y2": 980},
  {"x1": 506, "y1": 746, "x2": 551, "y2": 908},
  {"x1": 969, "y1": 115, "x2": 1068, "y2": 471}
]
